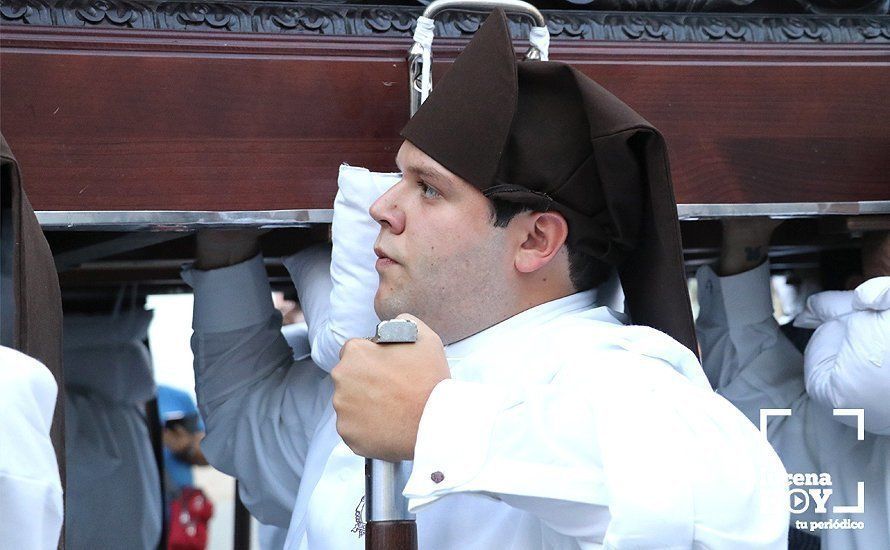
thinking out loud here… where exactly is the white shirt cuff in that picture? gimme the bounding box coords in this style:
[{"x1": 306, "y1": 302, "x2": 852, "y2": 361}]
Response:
[
  {"x1": 404, "y1": 379, "x2": 506, "y2": 510},
  {"x1": 181, "y1": 254, "x2": 276, "y2": 333},
  {"x1": 697, "y1": 262, "x2": 773, "y2": 327}
]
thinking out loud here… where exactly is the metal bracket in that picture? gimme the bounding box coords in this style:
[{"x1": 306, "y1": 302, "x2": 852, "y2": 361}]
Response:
[{"x1": 370, "y1": 319, "x2": 419, "y2": 344}]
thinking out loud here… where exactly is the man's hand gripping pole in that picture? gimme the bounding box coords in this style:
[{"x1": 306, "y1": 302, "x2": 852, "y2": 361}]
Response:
[{"x1": 365, "y1": 319, "x2": 419, "y2": 550}]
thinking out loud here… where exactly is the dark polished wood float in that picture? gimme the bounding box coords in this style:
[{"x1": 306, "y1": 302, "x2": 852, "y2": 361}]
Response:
[{"x1": 1, "y1": 0, "x2": 888, "y2": 288}]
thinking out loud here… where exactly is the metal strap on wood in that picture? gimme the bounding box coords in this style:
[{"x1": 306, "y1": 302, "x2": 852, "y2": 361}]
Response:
[
  {"x1": 35, "y1": 201, "x2": 890, "y2": 230},
  {"x1": 36, "y1": 209, "x2": 334, "y2": 231}
]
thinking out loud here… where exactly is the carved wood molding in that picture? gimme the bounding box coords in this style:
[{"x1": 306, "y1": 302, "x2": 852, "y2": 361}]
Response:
[{"x1": 1, "y1": 0, "x2": 888, "y2": 43}]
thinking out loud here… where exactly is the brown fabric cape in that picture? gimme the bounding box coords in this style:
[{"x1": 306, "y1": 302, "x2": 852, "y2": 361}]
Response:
[{"x1": 1, "y1": 133, "x2": 66, "y2": 495}]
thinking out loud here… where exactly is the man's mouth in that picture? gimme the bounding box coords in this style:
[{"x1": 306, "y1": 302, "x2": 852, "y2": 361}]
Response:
[{"x1": 374, "y1": 246, "x2": 399, "y2": 268}]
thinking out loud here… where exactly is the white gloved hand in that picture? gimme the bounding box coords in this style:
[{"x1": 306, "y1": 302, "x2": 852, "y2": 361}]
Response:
[
  {"x1": 793, "y1": 290, "x2": 855, "y2": 329},
  {"x1": 804, "y1": 277, "x2": 890, "y2": 435},
  {"x1": 853, "y1": 276, "x2": 890, "y2": 311}
]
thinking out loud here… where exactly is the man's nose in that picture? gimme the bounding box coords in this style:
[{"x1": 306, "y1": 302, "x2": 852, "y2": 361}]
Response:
[{"x1": 369, "y1": 182, "x2": 406, "y2": 234}]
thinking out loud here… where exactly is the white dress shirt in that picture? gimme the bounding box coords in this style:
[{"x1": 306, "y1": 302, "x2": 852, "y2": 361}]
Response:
[
  {"x1": 697, "y1": 263, "x2": 890, "y2": 549},
  {"x1": 63, "y1": 310, "x2": 162, "y2": 550},
  {"x1": 0, "y1": 346, "x2": 64, "y2": 550},
  {"x1": 184, "y1": 165, "x2": 789, "y2": 549}
]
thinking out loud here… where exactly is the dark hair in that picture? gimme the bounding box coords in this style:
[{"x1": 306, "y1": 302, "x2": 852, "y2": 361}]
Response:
[{"x1": 489, "y1": 198, "x2": 609, "y2": 292}]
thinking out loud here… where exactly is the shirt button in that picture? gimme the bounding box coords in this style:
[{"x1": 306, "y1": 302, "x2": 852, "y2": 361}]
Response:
[{"x1": 430, "y1": 471, "x2": 445, "y2": 484}]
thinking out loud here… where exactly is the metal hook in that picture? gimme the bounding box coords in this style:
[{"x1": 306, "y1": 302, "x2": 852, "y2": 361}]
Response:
[{"x1": 408, "y1": 0, "x2": 548, "y2": 117}]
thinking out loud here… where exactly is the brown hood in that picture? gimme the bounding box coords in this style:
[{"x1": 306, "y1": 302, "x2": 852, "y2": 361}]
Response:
[{"x1": 401, "y1": 9, "x2": 696, "y2": 354}]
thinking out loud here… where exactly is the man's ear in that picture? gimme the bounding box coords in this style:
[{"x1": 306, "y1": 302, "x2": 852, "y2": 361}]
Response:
[{"x1": 514, "y1": 211, "x2": 569, "y2": 274}]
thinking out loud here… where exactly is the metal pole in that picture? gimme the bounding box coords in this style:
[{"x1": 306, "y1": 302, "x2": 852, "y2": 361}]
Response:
[
  {"x1": 0, "y1": 178, "x2": 13, "y2": 348},
  {"x1": 234, "y1": 480, "x2": 252, "y2": 550},
  {"x1": 145, "y1": 397, "x2": 168, "y2": 550}
]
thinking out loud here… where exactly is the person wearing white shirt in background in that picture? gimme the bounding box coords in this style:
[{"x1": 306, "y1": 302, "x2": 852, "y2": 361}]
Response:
[
  {"x1": 183, "y1": 10, "x2": 789, "y2": 549},
  {"x1": 696, "y1": 218, "x2": 890, "y2": 549},
  {"x1": 0, "y1": 346, "x2": 64, "y2": 550},
  {"x1": 256, "y1": 292, "x2": 314, "y2": 550},
  {"x1": 63, "y1": 308, "x2": 163, "y2": 550}
]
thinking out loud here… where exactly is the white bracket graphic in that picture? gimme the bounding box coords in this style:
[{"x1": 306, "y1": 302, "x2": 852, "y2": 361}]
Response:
[
  {"x1": 833, "y1": 482, "x2": 865, "y2": 514},
  {"x1": 763, "y1": 407, "x2": 867, "y2": 516},
  {"x1": 760, "y1": 408, "x2": 792, "y2": 439},
  {"x1": 833, "y1": 408, "x2": 865, "y2": 441}
]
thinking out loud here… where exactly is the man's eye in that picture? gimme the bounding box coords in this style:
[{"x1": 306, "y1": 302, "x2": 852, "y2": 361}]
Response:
[{"x1": 419, "y1": 181, "x2": 440, "y2": 199}]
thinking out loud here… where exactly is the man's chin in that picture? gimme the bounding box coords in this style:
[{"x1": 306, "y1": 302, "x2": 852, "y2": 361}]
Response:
[
  {"x1": 373, "y1": 297, "x2": 386, "y2": 320},
  {"x1": 373, "y1": 292, "x2": 395, "y2": 321},
  {"x1": 374, "y1": 292, "x2": 407, "y2": 322}
]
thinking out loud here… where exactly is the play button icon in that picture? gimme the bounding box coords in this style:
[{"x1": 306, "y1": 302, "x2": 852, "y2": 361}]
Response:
[{"x1": 789, "y1": 489, "x2": 810, "y2": 514}]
